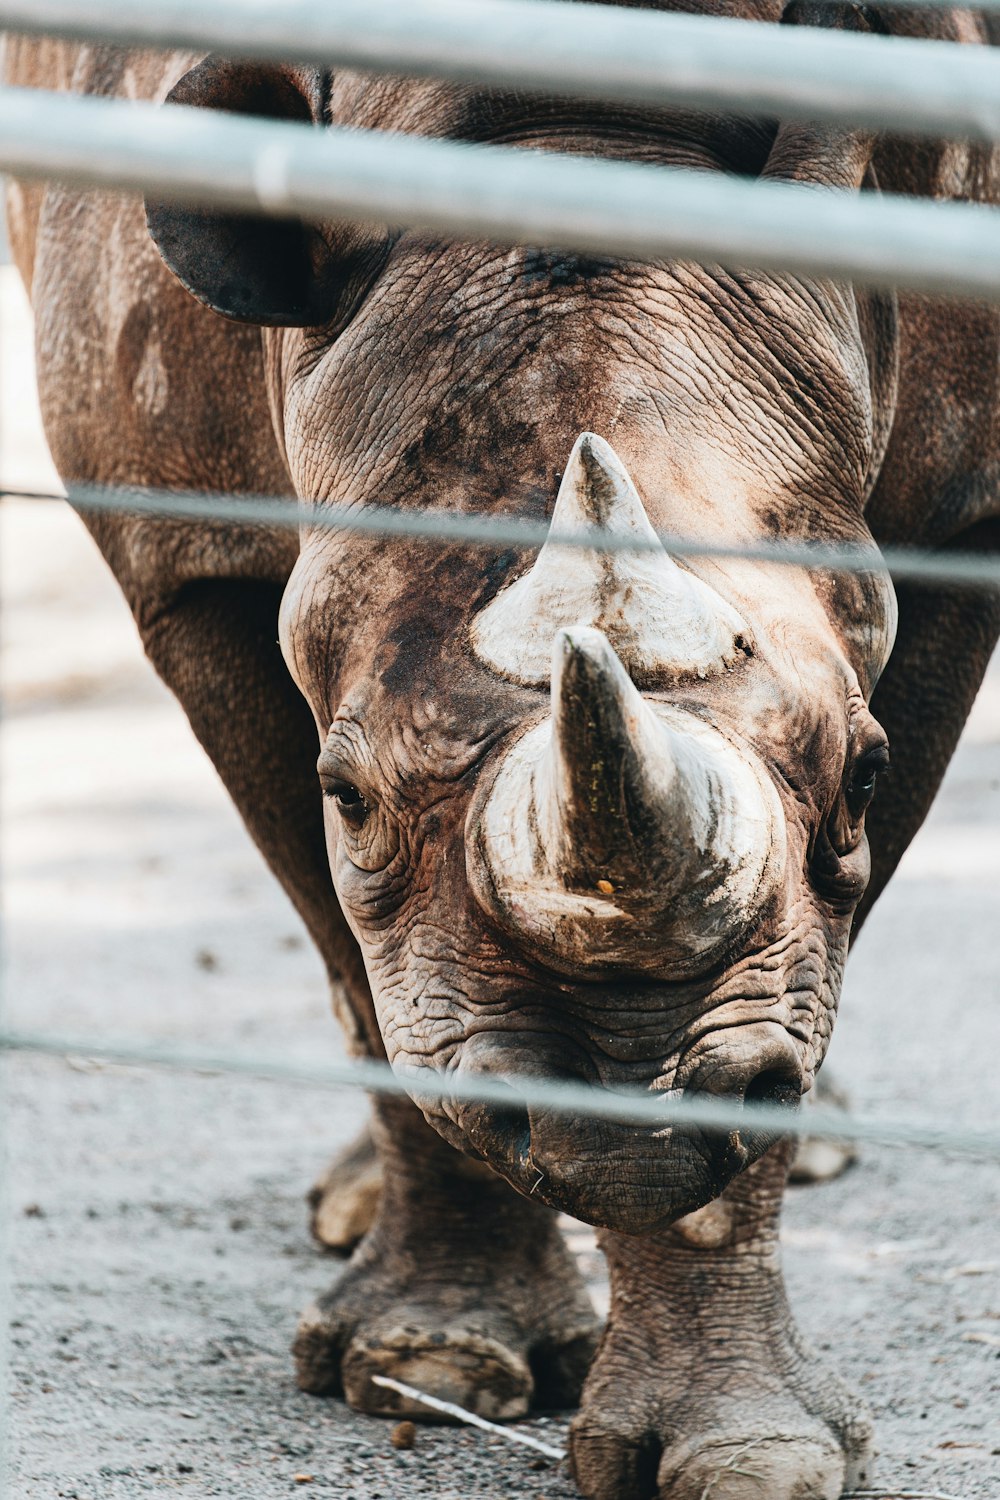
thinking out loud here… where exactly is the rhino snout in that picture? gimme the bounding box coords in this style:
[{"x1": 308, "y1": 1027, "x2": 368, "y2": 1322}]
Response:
[{"x1": 437, "y1": 1022, "x2": 804, "y2": 1234}]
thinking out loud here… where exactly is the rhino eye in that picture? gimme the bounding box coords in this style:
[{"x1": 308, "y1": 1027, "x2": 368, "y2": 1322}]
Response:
[
  {"x1": 846, "y1": 744, "x2": 890, "y2": 821},
  {"x1": 327, "y1": 779, "x2": 370, "y2": 827}
]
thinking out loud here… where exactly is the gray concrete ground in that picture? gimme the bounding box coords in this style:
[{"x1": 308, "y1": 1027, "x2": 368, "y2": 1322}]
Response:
[{"x1": 1, "y1": 263, "x2": 998, "y2": 1499}]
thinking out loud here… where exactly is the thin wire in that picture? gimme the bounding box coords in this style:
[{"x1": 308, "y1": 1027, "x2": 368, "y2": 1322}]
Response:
[
  {"x1": 1, "y1": 1026, "x2": 998, "y2": 1159},
  {"x1": 2, "y1": 483, "x2": 998, "y2": 591}
]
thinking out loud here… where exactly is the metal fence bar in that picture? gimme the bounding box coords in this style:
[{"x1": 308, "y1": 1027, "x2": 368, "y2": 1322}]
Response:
[
  {"x1": 4, "y1": 87, "x2": 1000, "y2": 304},
  {"x1": 2, "y1": 1026, "x2": 999, "y2": 1159},
  {"x1": 3, "y1": 483, "x2": 999, "y2": 592},
  {"x1": 5, "y1": 0, "x2": 1000, "y2": 143}
]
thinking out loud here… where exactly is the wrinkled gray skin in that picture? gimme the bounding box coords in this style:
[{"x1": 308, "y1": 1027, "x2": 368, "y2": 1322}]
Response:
[{"x1": 5, "y1": 3, "x2": 1000, "y2": 1497}]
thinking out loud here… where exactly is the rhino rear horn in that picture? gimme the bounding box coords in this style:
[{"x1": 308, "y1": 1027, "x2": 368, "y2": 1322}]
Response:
[{"x1": 471, "y1": 432, "x2": 752, "y2": 687}]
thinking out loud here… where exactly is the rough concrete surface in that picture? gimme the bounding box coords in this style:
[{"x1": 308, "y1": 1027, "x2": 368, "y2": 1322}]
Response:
[{"x1": 1, "y1": 263, "x2": 998, "y2": 1499}]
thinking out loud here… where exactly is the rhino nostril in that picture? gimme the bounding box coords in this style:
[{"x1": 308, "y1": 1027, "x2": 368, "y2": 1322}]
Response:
[
  {"x1": 683, "y1": 1022, "x2": 804, "y2": 1112},
  {"x1": 744, "y1": 1066, "x2": 802, "y2": 1111}
]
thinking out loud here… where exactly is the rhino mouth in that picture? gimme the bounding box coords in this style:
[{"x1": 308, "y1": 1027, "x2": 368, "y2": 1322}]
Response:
[
  {"x1": 451, "y1": 1094, "x2": 796, "y2": 1234},
  {"x1": 423, "y1": 1024, "x2": 803, "y2": 1235}
]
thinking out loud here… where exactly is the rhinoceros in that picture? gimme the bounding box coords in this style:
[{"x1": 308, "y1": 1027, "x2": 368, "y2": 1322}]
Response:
[{"x1": 5, "y1": 3, "x2": 1000, "y2": 1497}]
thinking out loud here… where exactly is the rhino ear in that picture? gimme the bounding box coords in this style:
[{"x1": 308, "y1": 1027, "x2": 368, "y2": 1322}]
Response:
[
  {"x1": 146, "y1": 58, "x2": 381, "y2": 327},
  {"x1": 763, "y1": 3, "x2": 877, "y2": 191}
]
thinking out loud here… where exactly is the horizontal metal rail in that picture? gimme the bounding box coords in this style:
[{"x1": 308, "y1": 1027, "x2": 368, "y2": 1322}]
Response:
[
  {"x1": 3, "y1": 483, "x2": 999, "y2": 592},
  {"x1": 4, "y1": 0, "x2": 1000, "y2": 143},
  {"x1": 2, "y1": 1027, "x2": 998, "y2": 1159},
  {"x1": 3, "y1": 87, "x2": 1000, "y2": 302}
]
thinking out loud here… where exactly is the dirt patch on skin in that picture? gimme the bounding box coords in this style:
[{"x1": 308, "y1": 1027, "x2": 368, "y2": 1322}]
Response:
[{"x1": 2, "y1": 266, "x2": 999, "y2": 1498}]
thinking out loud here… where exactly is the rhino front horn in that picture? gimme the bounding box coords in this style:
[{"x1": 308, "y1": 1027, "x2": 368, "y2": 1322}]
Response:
[{"x1": 469, "y1": 627, "x2": 785, "y2": 978}]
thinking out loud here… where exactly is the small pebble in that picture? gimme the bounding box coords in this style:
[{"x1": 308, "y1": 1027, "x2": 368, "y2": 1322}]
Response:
[
  {"x1": 293, "y1": 1474, "x2": 314, "y2": 1484},
  {"x1": 390, "y1": 1421, "x2": 417, "y2": 1450}
]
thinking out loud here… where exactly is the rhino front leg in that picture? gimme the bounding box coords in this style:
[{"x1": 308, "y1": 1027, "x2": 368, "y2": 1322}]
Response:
[
  {"x1": 294, "y1": 1094, "x2": 601, "y2": 1419},
  {"x1": 570, "y1": 1140, "x2": 873, "y2": 1500}
]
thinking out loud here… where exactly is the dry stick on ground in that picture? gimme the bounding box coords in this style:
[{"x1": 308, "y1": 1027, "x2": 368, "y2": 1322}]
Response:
[
  {"x1": 845, "y1": 1490, "x2": 972, "y2": 1499},
  {"x1": 369, "y1": 1376, "x2": 566, "y2": 1461}
]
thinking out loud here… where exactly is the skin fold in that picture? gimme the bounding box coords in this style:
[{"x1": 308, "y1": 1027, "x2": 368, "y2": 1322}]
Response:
[{"x1": 4, "y1": 4, "x2": 999, "y2": 1497}]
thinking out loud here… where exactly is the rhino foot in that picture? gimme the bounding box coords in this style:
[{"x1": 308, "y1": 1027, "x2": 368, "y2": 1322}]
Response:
[
  {"x1": 307, "y1": 1126, "x2": 382, "y2": 1254},
  {"x1": 571, "y1": 1382, "x2": 872, "y2": 1500},
  {"x1": 294, "y1": 1097, "x2": 600, "y2": 1419},
  {"x1": 570, "y1": 1145, "x2": 873, "y2": 1500},
  {"x1": 293, "y1": 1220, "x2": 599, "y2": 1419},
  {"x1": 789, "y1": 1071, "x2": 858, "y2": 1186}
]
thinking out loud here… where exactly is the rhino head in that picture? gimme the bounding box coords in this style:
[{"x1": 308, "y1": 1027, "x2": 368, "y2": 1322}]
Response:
[
  {"x1": 148, "y1": 54, "x2": 897, "y2": 1233},
  {"x1": 278, "y1": 427, "x2": 893, "y2": 1233}
]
